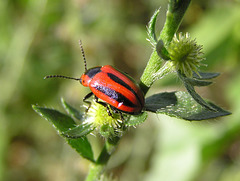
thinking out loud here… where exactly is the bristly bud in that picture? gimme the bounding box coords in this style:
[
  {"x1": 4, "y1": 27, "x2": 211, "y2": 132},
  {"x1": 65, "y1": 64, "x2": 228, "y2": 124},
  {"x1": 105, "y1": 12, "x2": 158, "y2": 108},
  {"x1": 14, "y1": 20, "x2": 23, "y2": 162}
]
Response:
[
  {"x1": 84, "y1": 100, "x2": 124, "y2": 138},
  {"x1": 167, "y1": 32, "x2": 205, "y2": 77}
]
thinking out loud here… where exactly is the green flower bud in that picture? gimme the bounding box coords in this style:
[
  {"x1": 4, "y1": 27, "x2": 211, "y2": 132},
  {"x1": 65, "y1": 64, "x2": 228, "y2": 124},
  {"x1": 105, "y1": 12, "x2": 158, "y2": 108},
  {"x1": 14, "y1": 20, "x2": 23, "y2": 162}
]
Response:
[
  {"x1": 167, "y1": 32, "x2": 205, "y2": 77},
  {"x1": 84, "y1": 100, "x2": 123, "y2": 138}
]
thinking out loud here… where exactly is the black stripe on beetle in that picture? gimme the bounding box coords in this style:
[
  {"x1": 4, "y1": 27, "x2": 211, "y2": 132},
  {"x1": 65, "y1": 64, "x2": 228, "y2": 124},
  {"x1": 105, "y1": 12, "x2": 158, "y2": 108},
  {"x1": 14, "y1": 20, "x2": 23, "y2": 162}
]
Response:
[
  {"x1": 94, "y1": 84, "x2": 137, "y2": 108},
  {"x1": 107, "y1": 72, "x2": 143, "y2": 106},
  {"x1": 85, "y1": 67, "x2": 101, "y2": 78}
]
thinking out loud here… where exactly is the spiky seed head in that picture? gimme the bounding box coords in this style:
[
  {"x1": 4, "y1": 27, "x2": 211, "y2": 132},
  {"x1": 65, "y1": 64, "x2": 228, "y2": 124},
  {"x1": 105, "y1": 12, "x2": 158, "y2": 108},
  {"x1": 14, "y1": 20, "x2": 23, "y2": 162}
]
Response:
[
  {"x1": 167, "y1": 32, "x2": 205, "y2": 77},
  {"x1": 84, "y1": 100, "x2": 124, "y2": 138}
]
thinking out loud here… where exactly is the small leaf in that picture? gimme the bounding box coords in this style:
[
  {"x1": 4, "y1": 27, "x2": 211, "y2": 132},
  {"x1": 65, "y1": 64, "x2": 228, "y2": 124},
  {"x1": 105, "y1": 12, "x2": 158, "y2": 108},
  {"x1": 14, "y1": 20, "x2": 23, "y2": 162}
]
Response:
[
  {"x1": 62, "y1": 124, "x2": 93, "y2": 138},
  {"x1": 32, "y1": 105, "x2": 76, "y2": 132},
  {"x1": 183, "y1": 102, "x2": 231, "y2": 121},
  {"x1": 179, "y1": 70, "x2": 214, "y2": 87},
  {"x1": 178, "y1": 71, "x2": 216, "y2": 111},
  {"x1": 183, "y1": 81, "x2": 216, "y2": 111},
  {"x1": 125, "y1": 112, "x2": 148, "y2": 126},
  {"x1": 147, "y1": 8, "x2": 160, "y2": 46},
  {"x1": 145, "y1": 92, "x2": 177, "y2": 112},
  {"x1": 67, "y1": 137, "x2": 95, "y2": 162},
  {"x1": 184, "y1": 77, "x2": 213, "y2": 87},
  {"x1": 32, "y1": 105, "x2": 95, "y2": 162},
  {"x1": 145, "y1": 92, "x2": 231, "y2": 121},
  {"x1": 61, "y1": 98, "x2": 84, "y2": 121},
  {"x1": 193, "y1": 72, "x2": 220, "y2": 80},
  {"x1": 156, "y1": 40, "x2": 171, "y2": 60}
]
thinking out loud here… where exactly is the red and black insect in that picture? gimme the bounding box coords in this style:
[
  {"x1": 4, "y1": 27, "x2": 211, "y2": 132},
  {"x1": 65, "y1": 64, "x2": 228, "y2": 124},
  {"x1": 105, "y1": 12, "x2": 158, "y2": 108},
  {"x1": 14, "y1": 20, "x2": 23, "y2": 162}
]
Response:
[{"x1": 45, "y1": 41, "x2": 144, "y2": 118}]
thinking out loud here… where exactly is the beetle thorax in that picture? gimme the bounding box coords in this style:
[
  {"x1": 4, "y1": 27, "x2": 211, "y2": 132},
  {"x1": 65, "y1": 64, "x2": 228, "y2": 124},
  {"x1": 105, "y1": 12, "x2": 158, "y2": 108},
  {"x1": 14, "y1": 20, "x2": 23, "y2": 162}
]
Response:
[
  {"x1": 80, "y1": 74, "x2": 92, "y2": 87},
  {"x1": 81, "y1": 67, "x2": 102, "y2": 87}
]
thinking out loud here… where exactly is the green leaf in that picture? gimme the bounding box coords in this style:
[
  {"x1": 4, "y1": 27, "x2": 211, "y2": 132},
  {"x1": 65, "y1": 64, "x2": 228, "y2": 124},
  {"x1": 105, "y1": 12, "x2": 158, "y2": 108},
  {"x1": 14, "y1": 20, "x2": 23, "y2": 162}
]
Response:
[
  {"x1": 183, "y1": 81, "x2": 216, "y2": 111},
  {"x1": 145, "y1": 92, "x2": 177, "y2": 112},
  {"x1": 184, "y1": 77, "x2": 213, "y2": 87},
  {"x1": 67, "y1": 138, "x2": 95, "y2": 162},
  {"x1": 145, "y1": 92, "x2": 231, "y2": 121},
  {"x1": 183, "y1": 102, "x2": 231, "y2": 121},
  {"x1": 147, "y1": 8, "x2": 160, "y2": 46},
  {"x1": 156, "y1": 40, "x2": 171, "y2": 60},
  {"x1": 32, "y1": 105, "x2": 95, "y2": 162},
  {"x1": 32, "y1": 105, "x2": 76, "y2": 132},
  {"x1": 61, "y1": 98, "x2": 84, "y2": 121},
  {"x1": 181, "y1": 72, "x2": 215, "y2": 87},
  {"x1": 62, "y1": 124, "x2": 93, "y2": 138},
  {"x1": 125, "y1": 112, "x2": 148, "y2": 126},
  {"x1": 193, "y1": 72, "x2": 220, "y2": 80},
  {"x1": 178, "y1": 71, "x2": 216, "y2": 111}
]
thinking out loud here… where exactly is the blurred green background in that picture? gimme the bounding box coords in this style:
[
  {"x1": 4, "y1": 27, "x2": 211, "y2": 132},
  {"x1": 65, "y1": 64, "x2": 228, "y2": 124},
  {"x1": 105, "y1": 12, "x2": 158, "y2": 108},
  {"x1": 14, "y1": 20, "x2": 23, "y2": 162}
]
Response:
[{"x1": 0, "y1": 0, "x2": 240, "y2": 181}]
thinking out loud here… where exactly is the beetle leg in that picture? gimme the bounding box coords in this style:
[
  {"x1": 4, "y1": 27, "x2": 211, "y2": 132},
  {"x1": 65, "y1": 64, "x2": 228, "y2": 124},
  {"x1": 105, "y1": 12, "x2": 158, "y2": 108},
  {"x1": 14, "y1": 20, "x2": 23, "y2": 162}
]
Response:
[
  {"x1": 95, "y1": 96, "x2": 113, "y2": 117},
  {"x1": 83, "y1": 92, "x2": 94, "y2": 112},
  {"x1": 94, "y1": 96, "x2": 125, "y2": 122},
  {"x1": 115, "y1": 110, "x2": 125, "y2": 122},
  {"x1": 110, "y1": 106, "x2": 125, "y2": 122},
  {"x1": 106, "y1": 106, "x2": 114, "y2": 118},
  {"x1": 119, "y1": 112, "x2": 124, "y2": 122}
]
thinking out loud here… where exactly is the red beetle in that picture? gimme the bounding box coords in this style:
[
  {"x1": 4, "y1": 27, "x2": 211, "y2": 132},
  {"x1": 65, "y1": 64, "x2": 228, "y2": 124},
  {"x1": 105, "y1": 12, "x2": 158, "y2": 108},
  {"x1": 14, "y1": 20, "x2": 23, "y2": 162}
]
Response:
[{"x1": 45, "y1": 41, "x2": 144, "y2": 117}]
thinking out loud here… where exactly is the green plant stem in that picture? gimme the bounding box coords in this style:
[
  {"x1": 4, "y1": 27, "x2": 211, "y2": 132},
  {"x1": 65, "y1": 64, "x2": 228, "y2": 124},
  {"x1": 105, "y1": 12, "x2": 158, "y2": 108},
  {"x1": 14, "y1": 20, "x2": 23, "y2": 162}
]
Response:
[
  {"x1": 140, "y1": 0, "x2": 191, "y2": 95},
  {"x1": 159, "y1": 0, "x2": 191, "y2": 44},
  {"x1": 85, "y1": 136, "x2": 120, "y2": 181},
  {"x1": 85, "y1": 163, "x2": 105, "y2": 181},
  {"x1": 140, "y1": 51, "x2": 162, "y2": 94}
]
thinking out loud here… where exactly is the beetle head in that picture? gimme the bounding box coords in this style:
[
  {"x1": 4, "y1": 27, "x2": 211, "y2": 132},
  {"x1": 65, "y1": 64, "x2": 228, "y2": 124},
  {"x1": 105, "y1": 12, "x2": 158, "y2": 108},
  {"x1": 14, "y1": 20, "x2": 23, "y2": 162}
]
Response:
[{"x1": 80, "y1": 73, "x2": 91, "y2": 87}]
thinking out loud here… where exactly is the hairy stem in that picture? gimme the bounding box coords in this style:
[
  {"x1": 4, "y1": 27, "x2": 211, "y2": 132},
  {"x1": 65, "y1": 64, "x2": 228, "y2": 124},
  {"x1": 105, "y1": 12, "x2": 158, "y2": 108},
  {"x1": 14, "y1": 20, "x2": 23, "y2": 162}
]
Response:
[
  {"x1": 140, "y1": 0, "x2": 191, "y2": 94},
  {"x1": 85, "y1": 136, "x2": 120, "y2": 181}
]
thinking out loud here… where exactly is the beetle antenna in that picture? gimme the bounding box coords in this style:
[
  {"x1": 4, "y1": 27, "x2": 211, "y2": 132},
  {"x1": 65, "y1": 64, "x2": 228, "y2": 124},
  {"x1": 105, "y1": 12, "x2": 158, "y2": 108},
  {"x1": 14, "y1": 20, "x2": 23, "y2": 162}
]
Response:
[
  {"x1": 79, "y1": 40, "x2": 87, "y2": 72},
  {"x1": 44, "y1": 75, "x2": 80, "y2": 81}
]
